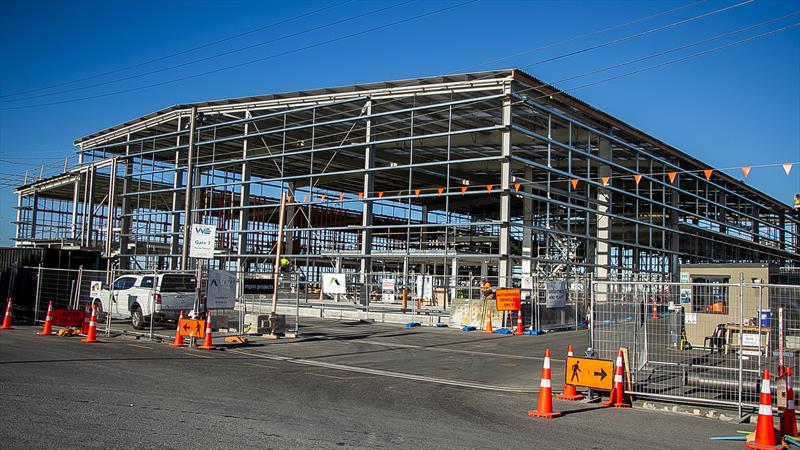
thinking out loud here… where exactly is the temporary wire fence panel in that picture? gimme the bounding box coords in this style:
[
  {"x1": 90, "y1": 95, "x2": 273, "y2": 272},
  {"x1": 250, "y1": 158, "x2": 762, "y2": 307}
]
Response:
[{"x1": 591, "y1": 280, "x2": 800, "y2": 411}]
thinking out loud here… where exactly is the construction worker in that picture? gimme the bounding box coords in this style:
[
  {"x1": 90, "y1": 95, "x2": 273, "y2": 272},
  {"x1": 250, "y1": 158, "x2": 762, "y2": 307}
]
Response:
[
  {"x1": 279, "y1": 257, "x2": 291, "y2": 272},
  {"x1": 481, "y1": 279, "x2": 493, "y2": 300}
]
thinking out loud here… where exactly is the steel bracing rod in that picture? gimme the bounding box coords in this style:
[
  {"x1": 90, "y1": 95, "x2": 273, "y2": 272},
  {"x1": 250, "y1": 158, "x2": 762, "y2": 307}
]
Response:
[
  {"x1": 81, "y1": 92, "x2": 504, "y2": 163},
  {"x1": 114, "y1": 127, "x2": 505, "y2": 197},
  {"x1": 511, "y1": 121, "x2": 798, "y2": 246},
  {"x1": 516, "y1": 95, "x2": 800, "y2": 229}
]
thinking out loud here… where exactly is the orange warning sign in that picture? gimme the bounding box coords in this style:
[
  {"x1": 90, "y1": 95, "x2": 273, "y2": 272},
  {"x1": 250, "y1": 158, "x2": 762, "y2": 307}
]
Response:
[
  {"x1": 53, "y1": 309, "x2": 85, "y2": 327},
  {"x1": 495, "y1": 288, "x2": 521, "y2": 311},
  {"x1": 565, "y1": 356, "x2": 614, "y2": 391},
  {"x1": 178, "y1": 318, "x2": 206, "y2": 338}
]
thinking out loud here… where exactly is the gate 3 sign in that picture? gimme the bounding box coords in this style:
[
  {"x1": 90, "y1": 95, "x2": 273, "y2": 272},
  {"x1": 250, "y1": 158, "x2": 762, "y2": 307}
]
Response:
[{"x1": 495, "y1": 288, "x2": 521, "y2": 311}]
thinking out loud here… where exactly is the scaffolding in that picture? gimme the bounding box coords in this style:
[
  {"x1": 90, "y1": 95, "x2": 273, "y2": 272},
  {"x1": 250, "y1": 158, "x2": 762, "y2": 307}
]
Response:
[{"x1": 12, "y1": 69, "x2": 800, "y2": 285}]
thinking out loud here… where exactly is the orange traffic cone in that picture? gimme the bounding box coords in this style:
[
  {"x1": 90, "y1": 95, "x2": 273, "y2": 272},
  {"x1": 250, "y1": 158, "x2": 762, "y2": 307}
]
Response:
[
  {"x1": 528, "y1": 348, "x2": 561, "y2": 418},
  {"x1": 80, "y1": 305, "x2": 98, "y2": 343},
  {"x1": 170, "y1": 311, "x2": 186, "y2": 348},
  {"x1": 558, "y1": 344, "x2": 585, "y2": 401},
  {"x1": 81, "y1": 304, "x2": 90, "y2": 335},
  {"x1": 37, "y1": 301, "x2": 54, "y2": 336},
  {"x1": 514, "y1": 310, "x2": 524, "y2": 335},
  {"x1": 484, "y1": 310, "x2": 494, "y2": 334},
  {"x1": 652, "y1": 300, "x2": 658, "y2": 319},
  {"x1": 601, "y1": 349, "x2": 630, "y2": 408},
  {"x1": 1, "y1": 298, "x2": 13, "y2": 329},
  {"x1": 782, "y1": 367, "x2": 798, "y2": 438},
  {"x1": 198, "y1": 311, "x2": 215, "y2": 350},
  {"x1": 746, "y1": 369, "x2": 782, "y2": 449}
]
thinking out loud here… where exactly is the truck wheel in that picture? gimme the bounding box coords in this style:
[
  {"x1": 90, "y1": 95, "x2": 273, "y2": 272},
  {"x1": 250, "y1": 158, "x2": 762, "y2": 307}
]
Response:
[{"x1": 131, "y1": 306, "x2": 145, "y2": 330}]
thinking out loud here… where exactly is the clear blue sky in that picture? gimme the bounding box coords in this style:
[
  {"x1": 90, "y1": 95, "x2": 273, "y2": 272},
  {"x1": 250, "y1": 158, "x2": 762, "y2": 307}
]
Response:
[{"x1": 0, "y1": 0, "x2": 798, "y2": 245}]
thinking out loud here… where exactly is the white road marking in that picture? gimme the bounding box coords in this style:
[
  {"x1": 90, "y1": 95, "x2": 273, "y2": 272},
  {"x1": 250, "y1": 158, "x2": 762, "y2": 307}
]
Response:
[
  {"x1": 228, "y1": 348, "x2": 535, "y2": 393},
  {"x1": 347, "y1": 339, "x2": 566, "y2": 363}
]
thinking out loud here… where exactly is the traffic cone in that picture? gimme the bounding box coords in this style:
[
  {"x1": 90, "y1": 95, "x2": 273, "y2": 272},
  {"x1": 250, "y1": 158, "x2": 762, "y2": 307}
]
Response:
[
  {"x1": 558, "y1": 344, "x2": 585, "y2": 401},
  {"x1": 782, "y1": 368, "x2": 798, "y2": 438},
  {"x1": 652, "y1": 300, "x2": 658, "y2": 319},
  {"x1": 80, "y1": 305, "x2": 98, "y2": 343},
  {"x1": 528, "y1": 348, "x2": 561, "y2": 418},
  {"x1": 514, "y1": 310, "x2": 524, "y2": 335},
  {"x1": 81, "y1": 304, "x2": 90, "y2": 335},
  {"x1": 170, "y1": 311, "x2": 186, "y2": 348},
  {"x1": 601, "y1": 349, "x2": 630, "y2": 408},
  {"x1": 746, "y1": 369, "x2": 782, "y2": 450},
  {"x1": 484, "y1": 310, "x2": 494, "y2": 334},
  {"x1": 37, "y1": 301, "x2": 54, "y2": 336},
  {"x1": 1, "y1": 298, "x2": 13, "y2": 329},
  {"x1": 198, "y1": 311, "x2": 215, "y2": 350}
]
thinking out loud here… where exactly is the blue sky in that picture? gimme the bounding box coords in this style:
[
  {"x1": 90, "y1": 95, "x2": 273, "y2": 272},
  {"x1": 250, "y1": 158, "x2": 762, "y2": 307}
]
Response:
[{"x1": 0, "y1": 0, "x2": 798, "y2": 245}]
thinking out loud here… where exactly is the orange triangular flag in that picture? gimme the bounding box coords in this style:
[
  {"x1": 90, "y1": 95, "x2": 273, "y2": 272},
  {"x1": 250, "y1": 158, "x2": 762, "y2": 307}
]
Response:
[
  {"x1": 783, "y1": 163, "x2": 793, "y2": 176},
  {"x1": 302, "y1": 195, "x2": 307, "y2": 202},
  {"x1": 460, "y1": 186, "x2": 468, "y2": 195},
  {"x1": 378, "y1": 191, "x2": 384, "y2": 199},
  {"x1": 339, "y1": 193, "x2": 344, "y2": 201},
  {"x1": 486, "y1": 184, "x2": 493, "y2": 193},
  {"x1": 514, "y1": 182, "x2": 521, "y2": 191},
  {"x1": 601, "y1": 176, "x2": 610, "y2": 187},
  {"x1": 633, "y1": 174, "x2": 642, "y2": 185},
  {"x1": 570, "y1": 179, "x2": 578, "y2": 189},
  {"x1": 414, "y1": 189, "x2": 421, "y2": 197},
  {"x1": 703, "y1": 169, "x2": 713, "y2": 180},
  {"x1": 667, "y1": 171, "x2": 677, "y2": 183},
  {"x1": 438, "y1": 187, "x2": 444, "y2": 196},
  {"x1": 320, "y1": 194, "x2": 326, "y2": 201},
  {"x1": 741, "y1": 166, "x2": 751, "y2": 178},
  {"x1": 358, "y1": 192, "x2": 363, "y2": 200},
  {"x1": 287, "y1": 195, "x2": 292, "y2": 203}
]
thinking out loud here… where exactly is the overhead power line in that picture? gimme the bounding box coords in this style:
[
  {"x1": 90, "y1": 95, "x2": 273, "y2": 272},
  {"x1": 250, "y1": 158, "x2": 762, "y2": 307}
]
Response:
[{"x1": 0, "y1": 0, "x2": 354, "y2": 100}]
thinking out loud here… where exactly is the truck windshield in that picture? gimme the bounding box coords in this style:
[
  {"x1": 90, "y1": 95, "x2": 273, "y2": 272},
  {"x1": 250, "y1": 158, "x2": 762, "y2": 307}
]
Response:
[{"x1": 160, "y1": 274, "x2": 197, "y2": 292}]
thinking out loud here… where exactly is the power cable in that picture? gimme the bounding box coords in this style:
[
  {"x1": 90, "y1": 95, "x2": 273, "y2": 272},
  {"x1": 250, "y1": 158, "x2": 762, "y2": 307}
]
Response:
[
  {"x1": 0, "y1": 0, "x2": 416, "y2": 104},
  {"x1": 0, "y1": 0, "x2": 354, "y2": 100}
]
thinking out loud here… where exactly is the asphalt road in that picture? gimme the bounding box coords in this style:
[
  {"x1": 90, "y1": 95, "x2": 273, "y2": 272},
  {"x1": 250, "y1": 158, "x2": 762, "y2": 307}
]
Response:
[{"x1": 1, "y1": 320, "x2": 749, "y2": 449}]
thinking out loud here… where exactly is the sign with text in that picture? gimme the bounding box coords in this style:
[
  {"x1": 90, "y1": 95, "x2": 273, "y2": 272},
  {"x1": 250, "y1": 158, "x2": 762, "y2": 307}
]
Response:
[
  {"x1": 243, "y1": 277, "x2": 274, "y2": 295},
  {"x1": 381, "y1": 279, "x2": 396, "y2": 292},
  {"x1": 545, "y1": 281, "x2": 567, "y2": 308},
  {"x1": 521, "y1": 276, "x2": 534, "y2": 291},
  {"x1": 495, "y1": 288, "x2": 521, "y2": 311},
  {"x1": 207, "y1": 269, "x2": 236, "y2": 309},
  {"x1": 53, "y1": 309, "x2": 85, "y2": 327},
  {"x1": 322, "y1": 273, "x2": 347, "y2": 294},
  {"x1": 189, "y1": 224, "x2": 217, "y2": 259},
  {"x1": 178, "y1": 318, "x2": 206, "y2": 338},
  {"x1": 565, "y1": 356, "x2": 614, "y2": 391}
]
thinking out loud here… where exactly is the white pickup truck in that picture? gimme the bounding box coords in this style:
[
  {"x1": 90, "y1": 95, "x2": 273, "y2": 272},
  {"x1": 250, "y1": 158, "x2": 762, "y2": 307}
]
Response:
[{"x1": 91, "y1": 273, "x2": 199, "y2": 330}]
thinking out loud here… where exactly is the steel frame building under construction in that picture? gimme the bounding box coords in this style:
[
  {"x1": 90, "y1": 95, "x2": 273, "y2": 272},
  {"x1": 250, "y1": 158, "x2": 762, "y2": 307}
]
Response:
[{"x1": 12, "y1": 69, "x2": 800, "y2": 286}]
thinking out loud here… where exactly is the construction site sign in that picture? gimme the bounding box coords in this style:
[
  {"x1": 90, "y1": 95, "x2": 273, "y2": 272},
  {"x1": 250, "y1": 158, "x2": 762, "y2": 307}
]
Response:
[
  {"x1": 565, "y1": 356, "x2": 614, "y2": 391},
  {"x1": 322, "y1": 273, "x2": 346, "y2": 294},
  {"x1": 53, "y1": 310, "x2": 85, "y2": 327},
  {"x1": 495, "y1": 288, "x2": 521, "y2": 311},
  {"x1": 178, "y1": 318, "x2": 206, "y2": 338}
]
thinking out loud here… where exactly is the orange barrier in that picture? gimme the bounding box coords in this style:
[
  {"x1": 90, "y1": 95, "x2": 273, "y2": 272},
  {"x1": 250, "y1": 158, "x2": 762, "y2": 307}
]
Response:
[
  {"x1": 170, "y1": 311, "x2": 186, "y2": 348},
  {"x1": 198, "y1": 312, "x2": 215, "y2": 350},
  {"x1": 782, "y1": 368, "x2": 798, "y2": 438},
  {"x1": 80, "y1": 304, "x2": 90, "y2": 335},
  {"x1": 514, "y1": 310, "x2": 524, "y2": 335},
  {"x1": 80, "y1": 306, "x2": 98, "y2": 343},
  {"x1": 557, "y1": 344, "x2": 585, "y2": 401},
  {"x1": 1, "y1": 298, "x2": 13, "y2": 329},
  {"x1": 37, "y1": 301, "x2": 54, "y2": 336},
  {"x1": 528, "y1": 348, "x2": 561, "y2": 418},
  {"x1": 746, "y1": 369, "x2": 782, "y2": 449},
  {"x1": 601, "y1": 349, "x2": 630, "y2": 408}
]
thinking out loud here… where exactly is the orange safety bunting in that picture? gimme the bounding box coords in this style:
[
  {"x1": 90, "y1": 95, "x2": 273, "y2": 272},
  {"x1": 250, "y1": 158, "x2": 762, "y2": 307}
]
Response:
[
  {"x1": 378, "y1": 191, "x2": 384, "y2": 199},
  {"x1": 438, "y1": 187, "x2": 444, "y2": 196},
  {"x1": 601, "y1": 176, "x2": 610, "y2": 187},
  {"x1": 414, "y1": 189, "x2": 421, "y2": 197},
  {"x1": 633, "y1": 175, "x2": 642, "y2": 185},
  {"x1": 486, "y1": 184, "x2": 493, "y2": 193},
  {"x1": 460, "y1": 186, "x2": 468, "y2": 195},
  {"x1": 742, "y1": 166, "x2": 752, "y2": 178},
  {"x1": 667, "y1": 172, "x2": 677, "y2": 183},
  {"x1": 514, "y1": 182, "x2": 521, "y2": 191},
  {"x1": 783, "y1": 163, "x2": 793, "y2": 176},
  {"x1": 703, "y1": 169, "x2": 713, "y2": 180}
]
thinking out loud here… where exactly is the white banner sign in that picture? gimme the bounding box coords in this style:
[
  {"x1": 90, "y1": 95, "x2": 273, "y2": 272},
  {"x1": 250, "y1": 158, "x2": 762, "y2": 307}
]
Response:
[
  {"x1": 206, "y1": 269, "x2": 236, "y2": 309},
  {"x1": 189, "y1": 224, "x2": 217, "y2": 259},
  {"x1": 322, "y1": 273, "x2": 347, "y2": 294},
  {"x1": 545, "y1": 281, "x2": 567, "y2": 308},
  {"x1": 382, "y1": 279, "x2": 396, "y2": 292}
]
